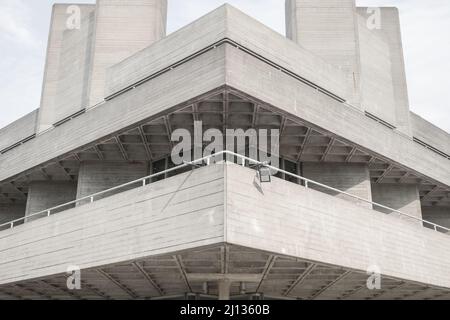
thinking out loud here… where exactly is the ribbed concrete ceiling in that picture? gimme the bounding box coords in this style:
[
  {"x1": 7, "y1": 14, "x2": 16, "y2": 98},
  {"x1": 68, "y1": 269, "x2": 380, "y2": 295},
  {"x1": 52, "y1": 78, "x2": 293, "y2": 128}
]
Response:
[{"x1": 0, "y1": 244, "x2": 449, "y2": 300}]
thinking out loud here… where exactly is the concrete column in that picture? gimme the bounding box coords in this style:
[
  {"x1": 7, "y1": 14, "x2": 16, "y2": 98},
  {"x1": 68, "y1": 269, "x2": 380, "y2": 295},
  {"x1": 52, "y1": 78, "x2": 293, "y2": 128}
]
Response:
[
  {"x1": 37, "y1": 4, "x2": 96, "y2": 133},
  {"x1": 302, "y1": 163, "x2": 372, "y2": 209},
  {"x1": 371, "y1": 184, "x2": 422, "y2": 223},
  {"x1": 218, "y1": 280, "x2": 231, "y2": 300},
  {"x1": 285, "y1": 0, "x2": 361, "y2": 107},
  {"x1": 356, "y1": 12, "x2": 397, "y2": 127},
  {"x1": 53, "y1": 6, "x2": 96, "y2": 122},
  {"x1": 422, "y1": 207, "x2": 450, "y2": 232},
  {"x1": 0, "y1": 204, "x2": 26, "y2": 229},
  {"x1": 25, "y1": 181, "x2": 77, "y2": 222},
  {"x1": 357, "y1": 7, "x2": 412, "y2": 136},
  {"x1": 76, "y1": 161, "x2": 148, "y2": 204}
]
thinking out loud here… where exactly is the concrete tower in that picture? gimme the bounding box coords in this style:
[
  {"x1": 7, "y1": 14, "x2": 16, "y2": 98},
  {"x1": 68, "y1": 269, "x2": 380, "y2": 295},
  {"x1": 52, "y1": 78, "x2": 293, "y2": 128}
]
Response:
[
  {"x1": 286, "y1": 1, "x2": 412, "y2": 136},
  {"x1": 37, "y1": 0, "x2": 168, "y2": 133}
]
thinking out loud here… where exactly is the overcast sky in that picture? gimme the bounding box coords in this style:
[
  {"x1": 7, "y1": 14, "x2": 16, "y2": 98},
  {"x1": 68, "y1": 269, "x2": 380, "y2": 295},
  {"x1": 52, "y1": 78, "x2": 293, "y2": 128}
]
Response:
[{"x1": 0, "y1": 0, "x2": 449, "y2": 132}]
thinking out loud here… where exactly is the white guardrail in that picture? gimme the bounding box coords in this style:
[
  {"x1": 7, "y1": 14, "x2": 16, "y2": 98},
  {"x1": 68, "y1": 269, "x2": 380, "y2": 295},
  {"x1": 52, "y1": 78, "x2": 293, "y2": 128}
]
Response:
[{"x1": 1, "y1": 150, "x2": 449, "y2": 234}]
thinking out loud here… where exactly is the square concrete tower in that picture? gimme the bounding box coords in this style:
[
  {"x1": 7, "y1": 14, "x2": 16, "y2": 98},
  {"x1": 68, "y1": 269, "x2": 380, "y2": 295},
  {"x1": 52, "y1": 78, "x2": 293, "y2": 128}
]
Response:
[
  {"x1": 286, "y1": 1, "x2": 412, "y2": 136},
  {"x1": 37, "y1": 0, "x2": 168, "y2": 133},
  {"x1": 286, "y1": 0, "x2": 362, "y2": 107}
]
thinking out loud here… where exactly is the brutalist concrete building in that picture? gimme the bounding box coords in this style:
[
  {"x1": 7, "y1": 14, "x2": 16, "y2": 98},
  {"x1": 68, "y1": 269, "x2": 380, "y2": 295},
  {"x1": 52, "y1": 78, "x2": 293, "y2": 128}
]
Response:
[{"x1": 0, "y1": 0, "x2": 449, "y2": 300}]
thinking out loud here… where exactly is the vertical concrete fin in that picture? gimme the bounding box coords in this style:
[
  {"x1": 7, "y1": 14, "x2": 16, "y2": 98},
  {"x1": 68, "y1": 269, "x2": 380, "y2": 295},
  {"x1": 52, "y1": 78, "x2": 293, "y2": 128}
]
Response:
[
  {"x1": 357, "y1": 7, "x2": 412, "y2": 136},
  {"x1": 37, "y1": 4, "x2": 96, "y2": 134}
]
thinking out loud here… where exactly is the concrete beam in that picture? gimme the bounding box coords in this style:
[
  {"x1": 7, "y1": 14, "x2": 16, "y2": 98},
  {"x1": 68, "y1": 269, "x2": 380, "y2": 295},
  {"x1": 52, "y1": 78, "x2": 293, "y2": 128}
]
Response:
[{"x1": 186, "y1": 274, "x2": 262, "y2": 282}]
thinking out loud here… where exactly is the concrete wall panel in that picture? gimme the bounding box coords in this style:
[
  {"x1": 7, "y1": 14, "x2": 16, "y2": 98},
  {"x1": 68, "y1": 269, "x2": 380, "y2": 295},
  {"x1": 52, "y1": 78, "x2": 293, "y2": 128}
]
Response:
[
  {"x1": 76, "y1": 161, "x2": 148, "y2": 202},
  {"x1": 0, "y1": 110, "x2": 37, "y2": 152},
  {"x1": 411, "y1": 112, "x2": 450, "y2": 156},
  {"x1": 371, "y1": 184, "x2": 422, "y2": 220},
  {"x1": 302, "y1": 163, "x2": 372, "y2": 208},
  {"x1": 0, "y1": 164, "x2": 224, "y2": 285},
  {"x1": 225, "y1": 163, "x2": 450, "y2": 289},
  {"x1": 422, "y1": 207, "x2": 450, "y2": 230},
  {"x1": 0, "y1": 205, "x2": 25, "y2": 226},
  {"x1": 25, "y1": 181, "x2": 77, "y2": 221}
]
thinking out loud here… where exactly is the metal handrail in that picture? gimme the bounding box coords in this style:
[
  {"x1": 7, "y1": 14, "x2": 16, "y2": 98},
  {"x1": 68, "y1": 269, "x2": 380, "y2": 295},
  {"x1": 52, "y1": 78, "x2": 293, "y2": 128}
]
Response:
[{"x1": 1, "y1": 150, "x2": 449, "y2": 234}]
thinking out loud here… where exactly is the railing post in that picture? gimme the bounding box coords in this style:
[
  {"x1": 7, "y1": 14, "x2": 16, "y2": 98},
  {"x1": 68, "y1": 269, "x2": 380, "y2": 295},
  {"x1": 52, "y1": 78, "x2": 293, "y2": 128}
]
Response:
[
  {"x1": 90, "y1": 196, "x2": 94, "y2": 203},
  {"x1": 47, "y1": 210, "x2": 51, "y2": 217},
  {"x1": 10, "y1": 222, "x2": 13, "y2": 229},
  {"x1": 142, "y1": 179, "x2": 146, "y2": 187},
  {"x1": 241, "y1": 157, "x2": 245, "y2": 167},
  {"x1": 434, "y1": 225, "x2": 438, "y2": 232},
  {"x1": 305, "y1": 181, "x2": 309, "y2": 188}
]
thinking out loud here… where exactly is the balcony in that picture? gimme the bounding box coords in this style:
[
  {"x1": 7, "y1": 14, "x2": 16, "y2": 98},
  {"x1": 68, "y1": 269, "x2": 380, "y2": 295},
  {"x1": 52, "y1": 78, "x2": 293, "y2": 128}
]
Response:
[{"x1": 0, "y1": 152, "x2": 449, "y2": 300}]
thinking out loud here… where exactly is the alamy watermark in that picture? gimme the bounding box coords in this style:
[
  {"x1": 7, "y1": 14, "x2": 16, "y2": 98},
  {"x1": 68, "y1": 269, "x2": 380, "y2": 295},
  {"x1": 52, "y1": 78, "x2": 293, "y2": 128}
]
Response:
[
  {"x1": 66, "y1": 5, "x2": 81, "y2": 30},
  {"x1": 66, "y1": 265, "x2": 81, "y2": 290},
  {"x1": 171, "y1": 121, "x2": 280, "y2": 169},
  {"x1": 366, "y1": 7, "x2": 381, "y2": 30}
]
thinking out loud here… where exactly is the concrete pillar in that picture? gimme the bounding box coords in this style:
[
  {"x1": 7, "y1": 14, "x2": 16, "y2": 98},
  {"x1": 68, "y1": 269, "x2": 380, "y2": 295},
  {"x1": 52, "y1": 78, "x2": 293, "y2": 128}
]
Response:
[
  {"x1": 218, "y1": 280, "x2": 231, "y2": 300},
  {"x1": 371, "y1": 184, "x2": 422, "y2": 223},
  {"x1": 302, "y1": 163, "x2": 372, "y2": 209},
  {"x1": 285, "y1": 0, "x2": 361, "y2": 107},
  {"x1": 356, "y1": 12, "x2": 397, "y2": 127},
  {"x1": 25, "y1": 181, "x2": 77, "y2": 222},
  {"x1": 0, "y1": 204, "x2": 26, "y2": 229},
  {"x1": 53, "y1": 5, "x2": 96, "y2": 122},
  {"x1": 37, "y1": 4, "x2": 96, "y2": 133},
  {"x1": 356, "y1": 7, "x2": 412, "y2": 136},
  {"x1": 76, "y1": 161, "x2": 148, "y2": 204},
  {"x1": 87, "y1": 0, "x2": 168, "y2": 105},
  {"x1": 421, "y1": 207, "x2": 450, "y2": 232}
]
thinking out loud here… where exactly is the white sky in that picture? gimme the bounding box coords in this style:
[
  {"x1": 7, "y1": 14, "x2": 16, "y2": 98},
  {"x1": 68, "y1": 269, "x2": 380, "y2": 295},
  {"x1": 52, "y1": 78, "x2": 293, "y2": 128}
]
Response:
[{"x1": 0, "y1": 0, "x2": 449, "y2": 132}]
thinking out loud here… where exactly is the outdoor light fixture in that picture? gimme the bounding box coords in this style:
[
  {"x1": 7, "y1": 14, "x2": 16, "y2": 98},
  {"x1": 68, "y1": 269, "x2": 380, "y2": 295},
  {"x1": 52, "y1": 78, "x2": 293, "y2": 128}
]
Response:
[{"x1": 258, "y1": 165, "x2": 272, "y2": 183}]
